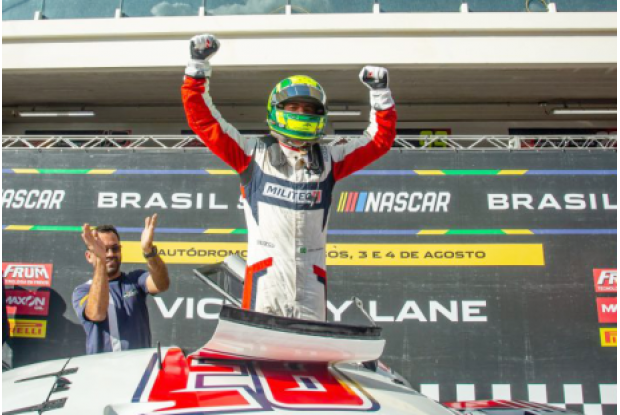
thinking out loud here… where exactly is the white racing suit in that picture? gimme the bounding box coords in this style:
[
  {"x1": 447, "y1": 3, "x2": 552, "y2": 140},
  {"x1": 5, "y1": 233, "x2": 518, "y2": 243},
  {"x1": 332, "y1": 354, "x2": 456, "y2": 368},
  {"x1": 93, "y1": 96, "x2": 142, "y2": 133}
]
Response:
[{"x1": 182, "y1": 76, "x2": 397, "y2": 321}]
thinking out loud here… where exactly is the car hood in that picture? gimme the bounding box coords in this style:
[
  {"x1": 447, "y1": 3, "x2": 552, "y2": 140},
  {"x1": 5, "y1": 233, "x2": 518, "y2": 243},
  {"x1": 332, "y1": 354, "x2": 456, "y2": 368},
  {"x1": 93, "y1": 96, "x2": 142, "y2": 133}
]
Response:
[{"x1": 3, "y1": 347, "x2": 454, "y2": 415}]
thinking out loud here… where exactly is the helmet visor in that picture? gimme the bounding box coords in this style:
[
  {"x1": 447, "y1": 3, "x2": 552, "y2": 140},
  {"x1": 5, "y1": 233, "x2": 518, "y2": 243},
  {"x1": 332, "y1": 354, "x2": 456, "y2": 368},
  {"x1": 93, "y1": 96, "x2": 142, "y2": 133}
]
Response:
[
  {"x1": 274, "y1": 85, "x2": 326, "y2": 108},
  {"x1": 270, "y1": 110, "x2": 326, "y2": 142}
]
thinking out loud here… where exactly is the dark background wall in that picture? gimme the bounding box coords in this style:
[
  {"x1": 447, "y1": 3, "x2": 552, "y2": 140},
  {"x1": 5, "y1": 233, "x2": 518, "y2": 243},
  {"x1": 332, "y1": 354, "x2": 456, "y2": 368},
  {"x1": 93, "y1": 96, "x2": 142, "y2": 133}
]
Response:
[{"x1": 2, "y1": 150, "x2": 616, "y2": 410}]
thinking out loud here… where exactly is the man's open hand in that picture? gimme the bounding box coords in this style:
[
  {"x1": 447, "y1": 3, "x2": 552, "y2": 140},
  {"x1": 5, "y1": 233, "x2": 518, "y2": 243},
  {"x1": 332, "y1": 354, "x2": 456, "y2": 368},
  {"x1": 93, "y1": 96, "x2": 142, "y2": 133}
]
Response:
[
  {"x1": 82, "y1": 224, "x2": 106, "y2": 260},
  {"x1": 141, "y1": 214, "x2": 158, "y2": 255}
]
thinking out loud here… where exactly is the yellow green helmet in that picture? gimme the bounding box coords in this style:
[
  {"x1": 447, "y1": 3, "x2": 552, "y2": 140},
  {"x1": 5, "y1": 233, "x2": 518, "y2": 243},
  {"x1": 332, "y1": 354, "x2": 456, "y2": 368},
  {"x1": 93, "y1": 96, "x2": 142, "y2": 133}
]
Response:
[{"x1": 266, "y1": 75, "x2": 327, "y2": 143}]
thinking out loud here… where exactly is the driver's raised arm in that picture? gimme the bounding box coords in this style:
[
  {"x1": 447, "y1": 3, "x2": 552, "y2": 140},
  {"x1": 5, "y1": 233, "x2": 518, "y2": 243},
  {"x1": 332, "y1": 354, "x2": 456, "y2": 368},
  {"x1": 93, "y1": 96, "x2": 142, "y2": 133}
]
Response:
[
  {"x1": 330, "y1": 66, "x2": 397, "y2": 181},
  {"x1": 181, "y1": 34, "x2": 255, "y2": 174}
]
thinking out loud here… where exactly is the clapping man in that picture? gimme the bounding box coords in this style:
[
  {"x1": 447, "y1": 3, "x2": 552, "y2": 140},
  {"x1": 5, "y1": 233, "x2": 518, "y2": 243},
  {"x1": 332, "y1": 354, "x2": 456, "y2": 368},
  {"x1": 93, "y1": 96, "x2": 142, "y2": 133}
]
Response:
[{"x1": 72, "y1": 215, "x2": 169, "y2": 354}]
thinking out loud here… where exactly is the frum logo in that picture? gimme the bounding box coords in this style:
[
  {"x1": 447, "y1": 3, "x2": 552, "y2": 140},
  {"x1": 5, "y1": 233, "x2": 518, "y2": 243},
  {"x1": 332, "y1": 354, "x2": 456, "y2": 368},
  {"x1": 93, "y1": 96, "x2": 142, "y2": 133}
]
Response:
[
  {"x1": 593, "y1": 269, "x2": 617, "y2": 293},
  {"x1": 2, "y1": 263, "x2": 53, "y2": 288}
]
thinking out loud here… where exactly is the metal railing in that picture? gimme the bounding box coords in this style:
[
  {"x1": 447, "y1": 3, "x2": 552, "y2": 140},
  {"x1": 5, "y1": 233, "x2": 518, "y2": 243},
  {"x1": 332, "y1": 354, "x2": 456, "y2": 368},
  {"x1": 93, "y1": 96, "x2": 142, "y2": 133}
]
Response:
[{"x1": 2, "y1": 135, "x2": 617, "y2": 151}]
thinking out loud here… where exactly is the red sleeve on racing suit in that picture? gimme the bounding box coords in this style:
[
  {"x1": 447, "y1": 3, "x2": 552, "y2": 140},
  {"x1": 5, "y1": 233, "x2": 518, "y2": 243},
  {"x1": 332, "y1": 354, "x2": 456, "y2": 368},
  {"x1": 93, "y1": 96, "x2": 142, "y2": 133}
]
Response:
[
  {"x1": 182, "y1": 76, "x2": 253, "y2": 173},
  {"x1": 330, "y1": 106, "x2": 397, "y2": 181}
]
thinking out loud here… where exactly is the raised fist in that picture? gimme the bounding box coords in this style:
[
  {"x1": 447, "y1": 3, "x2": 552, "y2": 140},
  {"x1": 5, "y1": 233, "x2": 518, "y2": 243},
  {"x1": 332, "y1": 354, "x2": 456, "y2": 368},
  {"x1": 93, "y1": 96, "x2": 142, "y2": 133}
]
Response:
[
  {"x1": 190, "y1": 34, "x2": 220, "y2": 61},
  {"x1": 359, "y1": 66, "x2": 389, "y2": 90}
]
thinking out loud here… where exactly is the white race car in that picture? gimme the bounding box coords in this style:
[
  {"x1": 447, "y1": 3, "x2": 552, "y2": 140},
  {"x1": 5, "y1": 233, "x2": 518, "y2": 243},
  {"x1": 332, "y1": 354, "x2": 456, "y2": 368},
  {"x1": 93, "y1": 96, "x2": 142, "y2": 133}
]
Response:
[{"x1": 2, "y1": 258, "x2": 582, "y2": 415}]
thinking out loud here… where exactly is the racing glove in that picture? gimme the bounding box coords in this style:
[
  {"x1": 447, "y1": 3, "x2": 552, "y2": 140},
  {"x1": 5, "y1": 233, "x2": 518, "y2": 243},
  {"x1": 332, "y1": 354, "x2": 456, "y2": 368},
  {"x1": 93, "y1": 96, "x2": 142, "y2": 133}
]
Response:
[
  {"x1": 185, "y1": 34, "x2": 220, "y2": 79},
  {"x1": 359, "y1": 66, "x2": 395, "y2": 111}
]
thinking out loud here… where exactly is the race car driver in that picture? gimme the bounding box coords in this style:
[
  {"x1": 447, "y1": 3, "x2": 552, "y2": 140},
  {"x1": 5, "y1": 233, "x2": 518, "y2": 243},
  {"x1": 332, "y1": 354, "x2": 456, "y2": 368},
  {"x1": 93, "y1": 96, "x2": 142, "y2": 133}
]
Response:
[{"x1": 182, "y1": 34, "x2": 397, "y2": 321}]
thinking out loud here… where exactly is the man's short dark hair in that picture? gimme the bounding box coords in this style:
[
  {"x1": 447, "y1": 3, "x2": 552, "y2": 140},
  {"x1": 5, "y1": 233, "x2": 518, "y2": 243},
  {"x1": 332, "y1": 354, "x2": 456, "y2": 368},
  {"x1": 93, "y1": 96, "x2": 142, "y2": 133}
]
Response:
[{"x1": 95, "y1": 225, "x2": 121, "y2": 242}]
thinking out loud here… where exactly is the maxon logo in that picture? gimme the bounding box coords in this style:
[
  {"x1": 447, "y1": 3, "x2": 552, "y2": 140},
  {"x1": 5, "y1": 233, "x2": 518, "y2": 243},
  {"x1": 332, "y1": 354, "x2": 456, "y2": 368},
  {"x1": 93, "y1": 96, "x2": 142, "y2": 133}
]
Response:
[
  {"x1": 596, "y1": 298, "x2": 617, "y2": 324},
  {"x1": 337, "y1": 191, "x2": 450, "y2": 213},
  {"x1": 2, "y1": 263, "x2": 53, "y2": 288},
  {"x1": 5, "y1": 290, "x2": 50, "y2": 316},
  {"x1": 593, "y1": 269, "x2": 617, "y2": 293}
]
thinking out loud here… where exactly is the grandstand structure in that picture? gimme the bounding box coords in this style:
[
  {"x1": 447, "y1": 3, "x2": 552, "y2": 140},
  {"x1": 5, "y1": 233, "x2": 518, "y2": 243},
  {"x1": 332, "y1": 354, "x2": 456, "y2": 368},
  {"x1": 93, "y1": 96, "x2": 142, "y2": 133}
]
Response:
[{"x1": 2, "y1": 0, "x2": 617, "y2": 140}]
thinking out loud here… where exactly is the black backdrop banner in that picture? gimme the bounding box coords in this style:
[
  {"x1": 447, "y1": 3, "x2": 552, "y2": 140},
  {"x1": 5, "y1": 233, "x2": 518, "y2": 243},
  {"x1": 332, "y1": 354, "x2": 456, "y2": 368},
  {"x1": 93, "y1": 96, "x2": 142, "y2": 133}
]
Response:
[{"x1": 2, "y1": 150, "x2": 617, "y2": 409}]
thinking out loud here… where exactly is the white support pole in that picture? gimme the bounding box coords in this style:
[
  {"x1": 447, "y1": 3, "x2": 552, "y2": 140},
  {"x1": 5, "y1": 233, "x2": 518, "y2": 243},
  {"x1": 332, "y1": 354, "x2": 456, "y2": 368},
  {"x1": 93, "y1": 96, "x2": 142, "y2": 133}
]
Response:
[
  {"x1": 460, "y1": 2, "x2": 469, "y2": 13},
  {"x1": 373, "y1": 2, "x2": 380, "y2": 14},
  {"x1": 509, "y1": 137, "x2": 521, "y2": 149},
  {"x1": 548, "y1": 2, "x2": 557, "y2": 12},
  {"x1": 115, "y1": 8, "x2": 122, "y2": 18}
]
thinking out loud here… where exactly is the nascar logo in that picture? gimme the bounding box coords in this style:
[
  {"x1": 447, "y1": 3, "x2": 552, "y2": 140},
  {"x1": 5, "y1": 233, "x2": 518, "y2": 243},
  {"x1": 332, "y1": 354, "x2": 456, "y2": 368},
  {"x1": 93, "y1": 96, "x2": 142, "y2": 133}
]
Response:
[
  {"x1": 2, "y1": 189, "x2": 65, "y2": 210},
  {"x1": 337, "y1": 191, "x2": 450, "y2": 213}
]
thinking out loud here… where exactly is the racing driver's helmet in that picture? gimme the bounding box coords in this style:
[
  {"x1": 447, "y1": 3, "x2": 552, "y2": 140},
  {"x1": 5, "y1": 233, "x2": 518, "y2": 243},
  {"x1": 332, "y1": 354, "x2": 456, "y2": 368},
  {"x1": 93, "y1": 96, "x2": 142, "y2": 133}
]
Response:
[{"x1": 266, "y1": 75, "x2": 328, "y2": 144}]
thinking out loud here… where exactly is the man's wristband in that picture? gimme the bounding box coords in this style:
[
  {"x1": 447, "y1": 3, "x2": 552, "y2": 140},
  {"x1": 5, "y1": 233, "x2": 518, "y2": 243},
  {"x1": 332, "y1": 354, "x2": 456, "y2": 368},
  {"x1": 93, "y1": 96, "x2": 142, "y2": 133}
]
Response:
[{"x1": 143, "y1": 245, "x2": 158, "y2": 259}]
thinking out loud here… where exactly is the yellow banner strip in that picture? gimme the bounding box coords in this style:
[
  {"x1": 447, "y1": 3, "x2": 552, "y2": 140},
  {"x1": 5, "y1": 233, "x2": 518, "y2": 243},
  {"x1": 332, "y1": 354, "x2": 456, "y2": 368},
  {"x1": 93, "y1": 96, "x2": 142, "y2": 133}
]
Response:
[
  {"x1": 206, "y1": 169, "x2": 237, "y2": 175},
  {"x1": 123, "y1": 242, "x2": 544, "y2": 266},
  {"x1": 12, "y1": 169, "x2": 39, "y2": 174},
  {"x1": 5, "y1": 225, "x2": 34, "y2": 231},
  {"x1": 203, "y1": 229, "x2": 236, "y2": 234},
  {"x1": 414, "y1": 170, "x2": 445, "y2": 175},
  {"x1": 87, "y1": 169, "x2": 116, "y2": 175},
  {"x1": 498, "y1": 170, "x2": 528, "y2": 175},
  {"x1": 418, "y1": 230, "x2": 449, "y2": 235},
  {"x1": 502, "y1": 229, "x2": 534, "y2": 235}
]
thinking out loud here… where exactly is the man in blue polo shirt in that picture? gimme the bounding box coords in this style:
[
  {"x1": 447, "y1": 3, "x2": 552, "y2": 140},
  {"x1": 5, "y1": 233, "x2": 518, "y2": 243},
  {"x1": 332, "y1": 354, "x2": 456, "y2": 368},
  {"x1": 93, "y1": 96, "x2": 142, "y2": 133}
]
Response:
[{"x1": 72, "y1": 214, "x2": 169, "y2": 354}]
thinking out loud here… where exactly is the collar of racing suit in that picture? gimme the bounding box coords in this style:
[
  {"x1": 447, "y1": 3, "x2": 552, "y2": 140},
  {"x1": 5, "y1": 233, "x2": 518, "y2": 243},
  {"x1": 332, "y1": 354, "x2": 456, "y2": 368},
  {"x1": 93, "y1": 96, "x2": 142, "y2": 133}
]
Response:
[
  {"x1": 280, "y1": 144, "x2": 308, "y2": 170},
  {"x1": 265, "y1": 134, "x2": 324, "y2": 175}
]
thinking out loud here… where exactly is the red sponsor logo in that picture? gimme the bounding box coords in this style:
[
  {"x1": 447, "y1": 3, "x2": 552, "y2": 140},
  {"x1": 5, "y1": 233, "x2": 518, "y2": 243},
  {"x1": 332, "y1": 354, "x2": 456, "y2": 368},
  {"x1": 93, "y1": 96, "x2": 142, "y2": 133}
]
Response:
[
  {"x1": 5, "y1": 290, "x2": 50, "y2": 316},
  {"x1": 593, "y1": 269, "x2": 617, "y2": 293},
  {"x1": 597, "y1": 297, "x2": 617, "y2": 323},
  {"x1": 141, "y1": 349, "x2": 377, "y2": 413},
  {"x1": 2, "y1": 263, "x2": 53, "y2": 288}
]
